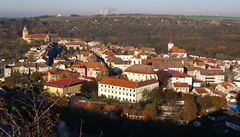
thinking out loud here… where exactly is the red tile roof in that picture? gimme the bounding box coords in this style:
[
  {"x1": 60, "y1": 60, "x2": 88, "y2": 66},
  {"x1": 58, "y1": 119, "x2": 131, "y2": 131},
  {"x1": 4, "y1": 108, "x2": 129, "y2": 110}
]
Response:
[
  {"x1": 170, "y1": 47, "x2": 186, "y2": 53},
  {"x1": 168, "y1": 70, "x2": 191, "y2": 78},
  {"x1": 99, "y1": 76, "x2": 158, "y2": 89},
  {"x1": 73, "y1": 62, "x2": 108, "y2": 72},
  {"x1": 125, "y1": 64, "x2": 155, "y2": 74},
  {"x1": 193, "y1": 88, "x2": 210, "y2": 94},
  {"x1": 173, "y1": 83, "x2": 188, "y2": 87},
  {"x1": 200, "y1": 69, "x2": 224, "y2": 75},
  {"x1": 45, "y1": 78, "x2": 85, "y2": 88}
]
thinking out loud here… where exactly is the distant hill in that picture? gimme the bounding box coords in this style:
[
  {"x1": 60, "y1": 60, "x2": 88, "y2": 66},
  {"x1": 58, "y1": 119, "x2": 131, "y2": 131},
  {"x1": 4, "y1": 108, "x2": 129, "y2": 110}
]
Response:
[{"x1": 0, "y1": 15, "x2": 240, "y2": 59}]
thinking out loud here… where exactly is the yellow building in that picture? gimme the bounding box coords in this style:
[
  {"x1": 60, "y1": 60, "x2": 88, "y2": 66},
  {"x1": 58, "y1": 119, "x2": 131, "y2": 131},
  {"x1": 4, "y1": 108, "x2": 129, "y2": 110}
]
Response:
[{"x1": 44, "y1": 78, "x2": 85, "y2": 96}]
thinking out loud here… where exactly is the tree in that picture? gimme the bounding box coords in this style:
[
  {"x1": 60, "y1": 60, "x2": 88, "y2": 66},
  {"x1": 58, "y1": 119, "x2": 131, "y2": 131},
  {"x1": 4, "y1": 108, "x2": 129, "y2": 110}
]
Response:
[
  {"x1": 181, "y1": 94, "x2": 198, "y2": 121},
  {"x1": 96, "y1": 72, "x2": 107, "y2": 81},
  {"x1": 80, "y1": 81, "x2": 98, "y2": 98},
  {"x1": 0, "y1": 74, "x2": 65, "y2": 137},
  {"x1": 142, "y1": 104, "x2": 157, "y2": 120},
  {"x1": 108, "y1": 67, "x2": 123, "y2": 76}
]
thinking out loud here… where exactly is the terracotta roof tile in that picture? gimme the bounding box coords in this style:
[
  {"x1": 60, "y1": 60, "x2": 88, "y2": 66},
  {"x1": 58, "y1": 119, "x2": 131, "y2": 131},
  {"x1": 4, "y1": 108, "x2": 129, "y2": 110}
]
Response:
[
  {"x1": 99, "y1": 76, "x2": 158, "y2": 88},
  {"x1": 45, "y1": 78, "x2": 85, "y2": 88},
  {"x1": 168, "y1": 70, "x2": 191, "y2": 78},
  {"x1": 173, "y1": 83, "x2": 188, "y2": 87},
  {"x1": 125, "y1": 64, "x2": 155, "y2": 74}
]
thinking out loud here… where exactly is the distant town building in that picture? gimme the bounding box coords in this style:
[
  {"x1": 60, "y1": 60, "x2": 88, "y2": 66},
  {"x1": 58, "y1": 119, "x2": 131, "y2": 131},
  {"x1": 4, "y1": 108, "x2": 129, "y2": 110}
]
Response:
[
  {"x1": 195, "y1": 69, "x2": 225, "y2": 84},
  {"x1": 168, "y1": 70, "x2": 193, "y2": 86},
  {"x1": 13, "y1": 63, "x2": 50, "y2": 75},
  {"x1": 72, "y1": 62, "x2": 108, "y2": 79},
  {"x1": 171, "y1": 83, "x2": 189, "y2": 93},
  {"x1": 22, "y1": 26, "x2": 60, "y2": 43},
  {"x1": 192, "y1": 87, "x2": 213, "y2": 96}
]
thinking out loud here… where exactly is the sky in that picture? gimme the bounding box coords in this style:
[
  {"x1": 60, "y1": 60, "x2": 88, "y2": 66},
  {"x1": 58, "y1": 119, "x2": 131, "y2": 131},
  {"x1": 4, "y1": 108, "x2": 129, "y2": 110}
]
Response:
[{"x1": 0, "y1": 0, "x2": 240, "y2": 17}]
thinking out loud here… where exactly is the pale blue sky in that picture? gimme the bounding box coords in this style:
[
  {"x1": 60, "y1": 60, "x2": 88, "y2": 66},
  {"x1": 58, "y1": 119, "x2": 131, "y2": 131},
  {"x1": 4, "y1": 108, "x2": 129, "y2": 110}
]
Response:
[{"x1": 0, "y1": 0, "x2": 239, "y2": 17}]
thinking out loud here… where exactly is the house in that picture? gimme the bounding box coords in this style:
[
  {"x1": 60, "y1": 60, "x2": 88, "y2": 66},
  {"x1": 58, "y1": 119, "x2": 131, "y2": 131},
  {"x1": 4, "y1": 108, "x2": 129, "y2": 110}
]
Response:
[
  {"x1": 130, "y1": 55, "x2": 142, "y2": 65},
  {"x1": 4, "y1": 65, "x2": 12, "y2": 78},
  {"x1": 72, "y1": 62, "x2": 108, "y2": 78},
  {"x1": 169, "y1": 47, "x2": 187, "y2": 58},
  {"x1": 225, "y1": 116, "x2": 240, "y2": 131},
  {"x1": 114, "y1": 54, "x2": 148, "y2": 62},
  {"x1": 168, "y1": 70, "x2": 193, "y2": 86},
  {"x1": 192, "y1": 87, "x2": 213, "y2": 96},
  {"x1": 13, "y1": 63, "x2": 50, "y2": 75},
  {"x1": 226, "y1": 91, "x2": 240, "y2": 104},
  {"x1": 53, "y1": 57, "x2": 66, "y2": 64},
  {"x1": 153, "y1": 62, "x2": 184, "y2": 72},
  {"x1": 76, "y1": 51, "x2": 97, "y2": 62},
  {"x1": 194, "y1": 61, "x2": 206, "y2": 69},
  {"x1": 123, "y1": 64, "x2": 158, "y2": 82},
  {"x1": 44, "y1": 78, "x2": 85, "y2": 96},
  {"x1": 193, "y1": 79, "x2": 203, "y2": 87},
  {"x1": 100, "y1": 50, "x2": 116, "y2": 62},
  {"x1": 143, "y1": 58, "x2": 193, "y2": 72},
  {"x1": 196, "y1": 69, "x2": 225, "y2": 84},
  {"x1": 64, "y1": 42, "x2": 83, "y2": 50},
  {"x1": 215, "y1": 81, "x2": 238, "y2": 93},
  {"x1": 35, "y1": 58, "x2": 47, "y2": 64},
  {"x1": 106, "y1": 57, "x2": 131, "y2": 71},
  {"x1": 172, "y1": 83, "x2": 189, "y2": 93},
  {"x1": 41, "y1": 69, "x2": 78, "y2": 82},
  {"x1": 98, "y1": 76, "x2": 159, "y2": 103},
  {"x1": 187, "y1": 67, "x2": 201, "y2": 77},
  {"x1": 140, "y1": 47, "x2": 157, "y2": 55}
]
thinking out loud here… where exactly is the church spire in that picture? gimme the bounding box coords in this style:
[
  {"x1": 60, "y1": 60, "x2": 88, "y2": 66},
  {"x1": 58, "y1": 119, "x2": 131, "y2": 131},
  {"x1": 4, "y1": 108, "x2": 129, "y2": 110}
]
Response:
[{"x1": 22, "y1": 26, "x2": 28, "y2": 39}]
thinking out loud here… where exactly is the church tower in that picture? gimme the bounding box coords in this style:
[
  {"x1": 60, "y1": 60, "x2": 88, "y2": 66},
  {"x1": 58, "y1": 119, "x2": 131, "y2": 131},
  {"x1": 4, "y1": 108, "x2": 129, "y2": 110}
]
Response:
[
  {"x1": 22, "y1": 26, "x2": 28, "y2": 39},
  {"x1": 168, "y1": 37, "x2": 174, "y2": 51}
]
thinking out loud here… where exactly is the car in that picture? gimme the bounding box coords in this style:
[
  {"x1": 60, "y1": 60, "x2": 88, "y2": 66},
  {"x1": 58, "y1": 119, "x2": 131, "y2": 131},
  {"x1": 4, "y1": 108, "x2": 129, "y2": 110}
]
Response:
[
  {"x1": 177, "y1": 120, "x2": 188, "y2": 125},
  {"x1": 193, "y1": 120, "x2": 201, "y2": 127}
]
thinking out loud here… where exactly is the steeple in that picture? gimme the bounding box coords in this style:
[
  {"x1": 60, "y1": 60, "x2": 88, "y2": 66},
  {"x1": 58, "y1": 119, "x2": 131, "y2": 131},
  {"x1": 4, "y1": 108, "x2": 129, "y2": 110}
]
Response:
[
  {"x1": 168, "y1": 36, "x2": 174, "y2": 51},
  {"x1": 22, "y1": 26, "x2": 28, "y2": 39}
]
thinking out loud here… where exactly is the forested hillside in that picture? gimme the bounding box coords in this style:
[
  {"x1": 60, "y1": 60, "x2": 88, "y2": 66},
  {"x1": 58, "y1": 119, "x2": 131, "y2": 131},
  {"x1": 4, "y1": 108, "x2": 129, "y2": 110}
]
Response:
[{"x1": 1, "y1": 15, "x2": 240, "y2": 59}]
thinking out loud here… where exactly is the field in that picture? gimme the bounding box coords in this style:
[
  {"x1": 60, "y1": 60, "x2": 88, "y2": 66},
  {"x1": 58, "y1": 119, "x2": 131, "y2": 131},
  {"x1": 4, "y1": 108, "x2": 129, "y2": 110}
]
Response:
[{"x1": 183, "y1": 15, "x2": 240, "y2": 24}]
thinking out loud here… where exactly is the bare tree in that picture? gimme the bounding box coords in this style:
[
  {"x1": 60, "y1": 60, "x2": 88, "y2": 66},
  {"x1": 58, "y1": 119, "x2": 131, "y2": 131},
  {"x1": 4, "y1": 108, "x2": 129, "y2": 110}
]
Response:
[{"x1": 0, "y1": 74, "x2": 67, "y2": 137}]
